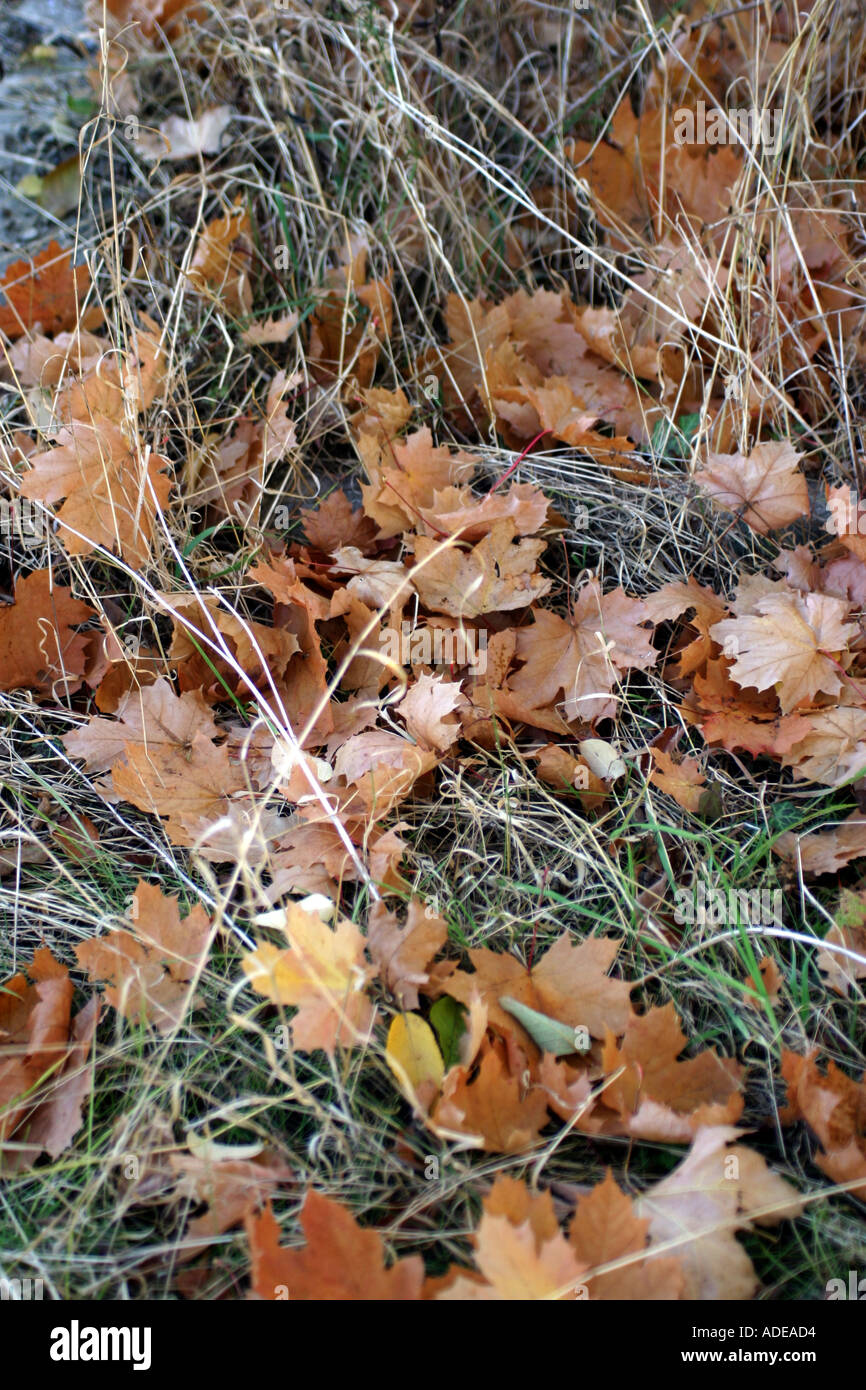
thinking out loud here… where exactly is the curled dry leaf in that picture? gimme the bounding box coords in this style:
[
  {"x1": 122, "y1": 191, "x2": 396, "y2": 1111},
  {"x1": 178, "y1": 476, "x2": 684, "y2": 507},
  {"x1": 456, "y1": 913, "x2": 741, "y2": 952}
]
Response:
[
  {"x1": 781, "y1": 1051, "x2": 866, "y2": 1194},
  {"x1": 0, "y1": 947, "x2": 99, "y2": 1173}
]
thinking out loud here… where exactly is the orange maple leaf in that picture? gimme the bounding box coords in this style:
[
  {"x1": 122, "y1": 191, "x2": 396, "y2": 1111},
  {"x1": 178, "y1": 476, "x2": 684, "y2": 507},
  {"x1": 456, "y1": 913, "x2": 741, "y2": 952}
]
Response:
[
  {"x1": 76, "y1": 880, "x2": 211, "y2": 1032},
  {"x1": 0, "y1": 241, "x2": 100, "y2": 339},
  {"x1": 21, "y1": 417, "x2": 172, "y2": 564},
  {"x1": 242, "y1": 903, "x2": 377, "y2": 1054},
  {"x1": 0, "y1": 570, "x2": 95, "y2": 698},
  {"x1": 246, "y1": 1192, "x2": 424, "y2": 1300}
]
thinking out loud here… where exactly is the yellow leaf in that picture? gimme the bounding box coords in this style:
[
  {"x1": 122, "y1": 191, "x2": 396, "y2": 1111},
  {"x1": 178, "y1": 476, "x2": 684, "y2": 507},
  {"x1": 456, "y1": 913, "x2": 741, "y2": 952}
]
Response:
[{"x1": 385, "y1": 1013, "x2": 445, "y2": 1112}]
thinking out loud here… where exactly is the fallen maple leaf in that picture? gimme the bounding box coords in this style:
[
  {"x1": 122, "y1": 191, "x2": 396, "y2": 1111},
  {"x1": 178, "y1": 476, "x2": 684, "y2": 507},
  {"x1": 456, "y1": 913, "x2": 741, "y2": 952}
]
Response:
[
  {"x1": 0, "y1": 570, "x2": 95, "y2": 698},
  {"x1": 600, "y1": 1004, "x2": 745, "y2": 1141},
  {"x1": 63, "y1": 677, "x2": 219, "y2": 777},
  {"x1": 307, "y1": 236, "x2": 393, "y2": 390},
  {"x1": 432, "y1": 1045, "x2": 550, "y2": 1152},
  {"x1": 568, "y1": 1172, "x2": 685, "y2": 1300},
  {"x1": 411, "y1": 521, "x2": 551, "y2": 618},
  {"x1": 111, "y1": 732, "x2": 246, "y2": 848},
  {"x1": 242, "y1": 903, "x2": 376, "y2": 1054},
  {"x1": 395, "y1": 673, "x2": 466, "y2": 752},
  {"x1": 246, "y1": 1192, "x2": 424, "y2": 1300},
  {"x1": 76, "y1": 880, "x2": 211, "y2": 1032},
  {"x1": 649, "y1": 748, "x2": 706, "y2": 811},
  {"x1": 635, "y1": 1126, "x2": 804, "y2": 1299},
  {"x1": 367, "y1": 899, "x2": 448, "y2": 1009},
  {"x1": 689, "y1": 657, "x2": 813, "y2": 757},
  {"x1": 435, "y1": 1177, "x2": 584, "y2": 1299},
  {"x1": 21, "y1": 417, "x2": 172, "y2": 564},
  {"x1": 0, "y1": 241, "x2": 100, "y2": 339},
  {"x1": 300, "y1": 489, "x2": 377, "y2": 554},
  {"x1": 506, "y1": 581, "x2": 656, "y2": 723},
  {"x1": 694, "y1": 441, "x2": 809, "y2": 534},
  {"x1": 241, "y1": 312, "x2": 299, "y2": 347},
  {"x1": 781, "y1": 1052, "x2": 866, "y2": 1193},
  {"x1": 436, "y1": 932, "x2": 633, "y2": 1049},
  {"x1": 711, "y1": 591, "x2": 858, "y2": 713},
  {"x1": 0, "y1": 947, "x2": 99, "y2": 1173},
  {"x1": 782, "y1": 705, "x2": 866, "y2": 786}
]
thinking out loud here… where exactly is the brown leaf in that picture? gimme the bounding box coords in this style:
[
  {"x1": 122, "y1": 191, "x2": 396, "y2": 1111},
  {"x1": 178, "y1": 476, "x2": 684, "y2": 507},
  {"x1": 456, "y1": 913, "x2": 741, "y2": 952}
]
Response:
[
  {"x1": 434, "y1": 1177, "x2": 585, "y2": 1299},
  {"x1": 21, "y1": 418, "x2": 172, "y2": 564},
  {"x1": 506, "y1": 581, "x2": 656, "y2": 723},
  {"x1": 0, "y1": 570, "x2": 95, "y2": 698},
  {"x1": 169, "y1": 1150, "x2": 292, "y2": 1252},
  {"x1": 635, "y1": 1126, "x2": 804, "y2": 1299},
  {"x1": 711, "y1": 592, "x2": 858, "y2": 713},
  {"x1": 781, "y1": 1052, "x2": 866, "y2": 1193},
  {"x1": 242, "y1": 903, "x2": 377, "y2": 1054},
  {"x1": 395, "y1": 673, "x2": 465, "y2": 752},
  {"x1": 0, "y1": 947, "x2": 98, "y2": 1172},
  {"x1": 600, "y1": 1005, "x2": 744, "y2": 1140},
  {"x1": 0, "y1": 241, "x2": 100, "y2": 339},
  {"x1": 568, "y1": 1172, "x2": 685, "y2": 1300},
  {"x1": 432, "y1": 1047, "x2": 550, "y2": 1153},
  {"x1": 816, "y1": 890, "x2": 866, "y2": 995},
  {"x1": 649, "y1": 748, "x2": 706, "y2": 812},
  {"x1": 775, "y1": 812, "x2": 866, "y2": 875},
  {"x1": 76, "y1": 880, "x2": 211, "y2": 1032},
  {"x1": 187, "y1": 203, "x2": 252, "y2": 317},
  {"x1": 63, "y1": 678, "x2": 220, "y2": 777},
  {"x1": 437, "y1": 933, "x2": 632, "y2": 1049},
  {"x1": 246, "y1": 1192, "x2": 424, "y2": 1300},
  {"x1": 411, "y1": 521, "x2": 551, "y2": 618},
  {"x1": 695, "y1": 442, "x2": 809, "y2": 534},
  {"x1": 366, "y1": 899, "x2": 448, "y2": 1010}
]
